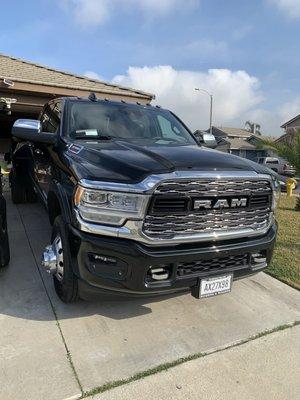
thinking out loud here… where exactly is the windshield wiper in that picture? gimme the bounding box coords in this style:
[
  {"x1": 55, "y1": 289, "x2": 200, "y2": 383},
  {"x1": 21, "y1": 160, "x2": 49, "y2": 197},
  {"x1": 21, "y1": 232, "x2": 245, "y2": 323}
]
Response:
[
  {"x1": 74, "y1": 135, "x2": 114, "y2": 141},
  {"x1": 152, "y1": 137, "x2": 182, "y2": 143}
]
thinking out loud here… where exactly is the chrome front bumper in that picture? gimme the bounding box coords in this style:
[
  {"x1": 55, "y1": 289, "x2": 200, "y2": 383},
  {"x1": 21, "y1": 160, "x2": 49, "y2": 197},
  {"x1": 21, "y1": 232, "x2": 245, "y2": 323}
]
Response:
[{"x1": 74, "y1": 209, "x2": 275, "y2": 246}]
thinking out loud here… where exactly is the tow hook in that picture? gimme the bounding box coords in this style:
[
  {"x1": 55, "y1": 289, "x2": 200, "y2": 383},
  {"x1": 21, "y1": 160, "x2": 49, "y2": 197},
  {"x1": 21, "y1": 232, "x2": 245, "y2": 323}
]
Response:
[{"x1": 41, "y1": 245, "x2": 58, "y2": 275}]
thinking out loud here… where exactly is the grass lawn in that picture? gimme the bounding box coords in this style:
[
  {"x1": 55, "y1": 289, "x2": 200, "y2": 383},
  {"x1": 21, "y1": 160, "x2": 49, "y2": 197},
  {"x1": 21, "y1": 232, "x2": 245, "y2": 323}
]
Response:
[{"x1": 267, "y1": 195, "x2": 300, "y2": 290}]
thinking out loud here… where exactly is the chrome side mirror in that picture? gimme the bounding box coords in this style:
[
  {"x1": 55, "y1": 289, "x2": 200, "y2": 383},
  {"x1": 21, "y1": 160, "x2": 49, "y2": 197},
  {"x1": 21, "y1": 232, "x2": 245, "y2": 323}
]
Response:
[
  {"x1": 193, "y1": 131, "x2": 217, "y2": 148},
  {"x1": 12, "y1": 119, "x2": 41, "y2": 137},
  {"x1": 12, "y1": 119, "x2": 56, "y2": 145}
]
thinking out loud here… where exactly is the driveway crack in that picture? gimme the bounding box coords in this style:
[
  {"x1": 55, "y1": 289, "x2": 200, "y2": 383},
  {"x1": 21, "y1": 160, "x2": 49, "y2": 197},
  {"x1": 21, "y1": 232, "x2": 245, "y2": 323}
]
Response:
[{"x1": 16, "y1": 204, "x2": 84, "y2": 396}]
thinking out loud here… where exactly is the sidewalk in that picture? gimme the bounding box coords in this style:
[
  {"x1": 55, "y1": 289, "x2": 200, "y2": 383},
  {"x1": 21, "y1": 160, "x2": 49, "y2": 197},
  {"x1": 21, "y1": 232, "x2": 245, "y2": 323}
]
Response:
[{"x1": 92, "y1": 324, "x2": 300, "y2": 400}]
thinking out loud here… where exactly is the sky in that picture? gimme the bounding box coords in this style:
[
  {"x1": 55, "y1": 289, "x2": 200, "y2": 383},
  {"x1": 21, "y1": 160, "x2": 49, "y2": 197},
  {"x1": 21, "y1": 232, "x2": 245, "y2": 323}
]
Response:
[{"x1": 1, "y1": 0, "x2": 300, "y2": 136}]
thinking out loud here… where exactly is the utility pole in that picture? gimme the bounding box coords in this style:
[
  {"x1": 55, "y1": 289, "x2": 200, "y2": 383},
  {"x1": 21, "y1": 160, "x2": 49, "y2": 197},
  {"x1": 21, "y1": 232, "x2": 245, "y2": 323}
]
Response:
[{"x1": 195, "y1": 88, "x2": 213, "y2": 135}]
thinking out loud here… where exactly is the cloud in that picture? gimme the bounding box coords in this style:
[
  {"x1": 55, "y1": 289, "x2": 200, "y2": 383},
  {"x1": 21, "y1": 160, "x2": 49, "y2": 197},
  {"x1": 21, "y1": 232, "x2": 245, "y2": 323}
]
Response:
[
  {"x1": 113, "y1": 65, "x2": 263, "y2": 131},
  {"x1": 246, "y1": 97, "x2": 300, "y2": 136},
  {"x1": 62, "y1": 0, "x2": 110, "y2": 28},
  {"x1": 84, "y1": 70, "x2": 104, "y2": 80},
  {"x1": 269, "y1": 0, "x2": 300, "y2": 19},
  {"x1": 246, "y1": 109, "x2": 282, "y2": 136},
  {"x1": 183, "y1": 39, "x2": 229, "y2": 60},
  {"x1": 62, "y1": 0, "x2": 200, "y2": 28},
  {"x1": 85, "y1": 65, "x2": 293, "y2": 136},
  {"x1": 132, "y1": 0, "x2": 199, "y2": 14}
]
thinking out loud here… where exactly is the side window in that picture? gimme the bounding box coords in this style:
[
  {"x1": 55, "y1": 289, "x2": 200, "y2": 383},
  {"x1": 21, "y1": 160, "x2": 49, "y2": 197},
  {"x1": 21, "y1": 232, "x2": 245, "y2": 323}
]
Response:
[
  {"x1": 157, "y1": 115, "x2": 182, "y2": 139},
  {"x1": 41, "y1": 102, "x2": 61, "y2": 133}
]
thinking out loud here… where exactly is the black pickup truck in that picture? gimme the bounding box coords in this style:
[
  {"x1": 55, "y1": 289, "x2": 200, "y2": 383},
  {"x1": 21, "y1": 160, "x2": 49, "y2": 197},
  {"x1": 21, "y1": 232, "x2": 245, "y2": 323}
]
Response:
[
  {"x1": 0, "y1": 173, "x2": 10, "y2": 268},
  {"x1": 10, "y1": 96, "x2": 279, "y2": 302}
]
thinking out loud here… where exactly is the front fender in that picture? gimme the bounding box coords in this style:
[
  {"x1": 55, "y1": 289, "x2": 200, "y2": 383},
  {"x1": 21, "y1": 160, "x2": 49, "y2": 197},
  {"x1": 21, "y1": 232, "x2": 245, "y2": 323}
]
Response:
[{"x1": 47, "y1": 181, "x2": 74, "y2": 225}]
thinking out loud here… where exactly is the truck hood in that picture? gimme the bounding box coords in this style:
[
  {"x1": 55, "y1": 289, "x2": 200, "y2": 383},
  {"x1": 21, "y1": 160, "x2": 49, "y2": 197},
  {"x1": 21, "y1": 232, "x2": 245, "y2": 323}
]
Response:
[{"x1": 64, "y1": 140, "x2": 271, "y2": 183}]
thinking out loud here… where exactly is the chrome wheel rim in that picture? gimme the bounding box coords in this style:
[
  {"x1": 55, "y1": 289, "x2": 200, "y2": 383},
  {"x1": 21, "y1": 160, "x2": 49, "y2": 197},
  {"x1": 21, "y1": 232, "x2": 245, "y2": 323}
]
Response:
[{"x1": 53, "y1": 235, "x2": 64, "y2": 282}]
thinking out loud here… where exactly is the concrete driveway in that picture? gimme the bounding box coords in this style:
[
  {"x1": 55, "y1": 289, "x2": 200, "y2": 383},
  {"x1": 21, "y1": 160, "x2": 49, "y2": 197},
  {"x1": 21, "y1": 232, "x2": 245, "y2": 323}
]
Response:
[{"x1": 0, "y1": 194, "x2": 299, "y2": 400}]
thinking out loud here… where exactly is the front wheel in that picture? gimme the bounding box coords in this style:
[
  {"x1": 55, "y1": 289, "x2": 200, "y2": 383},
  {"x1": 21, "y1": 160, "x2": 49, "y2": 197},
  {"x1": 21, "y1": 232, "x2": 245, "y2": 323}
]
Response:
[{"x1": 51, "y1": 216, "x2": 79, "y2": 303}]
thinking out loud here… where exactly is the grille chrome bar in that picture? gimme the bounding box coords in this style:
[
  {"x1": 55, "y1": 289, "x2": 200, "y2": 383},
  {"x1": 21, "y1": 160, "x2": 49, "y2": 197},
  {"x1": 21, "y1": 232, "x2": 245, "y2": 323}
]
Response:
[
  {"x1": 144, "y1": 213, "x2": 270, "y2": 237},
  {"x1": 143, "y1": 178, "x2": 273, "y2": 240},
  {"x1": 154, "y1": 179, "x2": 272, "y2": 196}
]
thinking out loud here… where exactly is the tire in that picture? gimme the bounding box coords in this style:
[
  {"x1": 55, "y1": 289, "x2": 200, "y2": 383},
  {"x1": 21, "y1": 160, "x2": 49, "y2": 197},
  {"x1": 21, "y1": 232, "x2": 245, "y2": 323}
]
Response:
[
  {"x1": 10, "y1": 170, "x2": 27, "y2": 204},
  {"x1": 52, "y1": 216, "x2": 79, "y2": 303}
]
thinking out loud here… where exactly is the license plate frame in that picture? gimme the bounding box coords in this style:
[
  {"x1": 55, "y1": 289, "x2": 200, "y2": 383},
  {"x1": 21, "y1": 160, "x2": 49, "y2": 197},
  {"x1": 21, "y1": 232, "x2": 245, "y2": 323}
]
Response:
[{"x1": 195, "y1": 274, "x2": 233, "y2": 299}]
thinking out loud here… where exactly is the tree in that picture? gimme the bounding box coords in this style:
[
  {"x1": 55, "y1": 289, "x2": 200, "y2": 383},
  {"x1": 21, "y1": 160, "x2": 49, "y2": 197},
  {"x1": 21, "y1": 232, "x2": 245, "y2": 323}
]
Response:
[
  {"x1": 259, "y1": 131, "x2": 300, "y2": 210},
  {"x1": 245, "y1": 120, "x2": 261, "y2": 136}
]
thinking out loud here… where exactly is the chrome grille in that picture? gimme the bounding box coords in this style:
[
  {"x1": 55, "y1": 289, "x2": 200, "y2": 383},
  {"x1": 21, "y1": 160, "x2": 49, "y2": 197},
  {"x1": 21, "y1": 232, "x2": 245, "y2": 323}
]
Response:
[
  {"x1": 154, "y1": 179, "x2": 271, "y2": 195},
  {"x1": 143, "y1": 178, "x2": 272, "y2": 239}
]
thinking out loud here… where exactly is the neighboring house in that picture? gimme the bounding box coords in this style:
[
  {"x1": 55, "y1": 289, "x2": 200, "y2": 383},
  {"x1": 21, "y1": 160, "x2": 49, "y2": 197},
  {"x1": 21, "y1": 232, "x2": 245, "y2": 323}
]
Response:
[
  {"x1": 210, "y1": 126, "x2": 275, "y2": 161},
  {"x1": 211, "y1": 126, "x2": 255, "y2": 140},
  {"x1": 277, "y1": 114, "x2": 300, "y2": 144},
  {"x1": 0, "y1": 53, "x2": 154, "y2": 147}
]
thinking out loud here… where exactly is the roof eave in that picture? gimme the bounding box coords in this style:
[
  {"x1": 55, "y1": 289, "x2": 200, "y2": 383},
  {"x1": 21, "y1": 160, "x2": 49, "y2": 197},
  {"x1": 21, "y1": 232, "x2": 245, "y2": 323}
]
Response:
[
  {"x1": 0, "y1": 75, "x2": 155, "y2": 100},
  {"x1": 280, "y1": 114, "x2": 300, "y2": 128}
]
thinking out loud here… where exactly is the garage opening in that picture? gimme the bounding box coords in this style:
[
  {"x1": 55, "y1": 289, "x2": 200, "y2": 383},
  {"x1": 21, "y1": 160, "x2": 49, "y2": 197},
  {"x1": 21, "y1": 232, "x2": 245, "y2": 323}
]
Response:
[
  {"x1": 0, "y1": 54, "x2": 153, "y2": 176},
  {"x1": 0, "y1": 99, "x2": 42, "y2": 176}
]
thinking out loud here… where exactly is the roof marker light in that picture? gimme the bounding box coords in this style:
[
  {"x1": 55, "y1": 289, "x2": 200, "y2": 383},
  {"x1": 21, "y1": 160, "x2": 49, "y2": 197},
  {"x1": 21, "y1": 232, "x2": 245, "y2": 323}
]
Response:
[{"x1": 88, "y1": 92, "x2": 97, "y2": 102}]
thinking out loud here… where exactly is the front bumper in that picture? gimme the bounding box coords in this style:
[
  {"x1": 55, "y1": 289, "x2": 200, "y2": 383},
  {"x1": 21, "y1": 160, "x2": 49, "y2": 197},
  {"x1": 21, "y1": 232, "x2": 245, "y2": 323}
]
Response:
[{"x1": 68, "y1": 223, "x2": 277, "y2": 298}]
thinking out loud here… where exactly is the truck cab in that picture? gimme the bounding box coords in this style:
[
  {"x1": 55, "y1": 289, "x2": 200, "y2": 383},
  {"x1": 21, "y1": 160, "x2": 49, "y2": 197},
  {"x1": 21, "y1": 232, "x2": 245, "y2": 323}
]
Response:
[{"x1": 10, "y1": 96, "x2": 279, "y2": 302}]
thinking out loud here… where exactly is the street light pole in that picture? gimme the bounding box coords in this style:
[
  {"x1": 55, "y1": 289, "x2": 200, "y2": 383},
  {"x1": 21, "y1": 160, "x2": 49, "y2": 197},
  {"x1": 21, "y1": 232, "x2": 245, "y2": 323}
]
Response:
[{"x1": 195, "y1": 88, "x2": 213, "y2": 135}]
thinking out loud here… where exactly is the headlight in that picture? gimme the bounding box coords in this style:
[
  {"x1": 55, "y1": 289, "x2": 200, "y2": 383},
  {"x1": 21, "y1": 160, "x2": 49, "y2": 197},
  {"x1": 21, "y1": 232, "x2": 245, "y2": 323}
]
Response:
[{"x1": 74, "y1": 186, "x2": 150, "y2": 226}]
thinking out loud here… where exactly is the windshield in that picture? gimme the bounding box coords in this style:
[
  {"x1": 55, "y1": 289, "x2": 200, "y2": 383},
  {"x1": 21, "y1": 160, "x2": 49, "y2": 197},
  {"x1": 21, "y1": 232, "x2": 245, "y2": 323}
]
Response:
[{"x1": 67, "y1": 101, "x2": 196, "y2": 145}]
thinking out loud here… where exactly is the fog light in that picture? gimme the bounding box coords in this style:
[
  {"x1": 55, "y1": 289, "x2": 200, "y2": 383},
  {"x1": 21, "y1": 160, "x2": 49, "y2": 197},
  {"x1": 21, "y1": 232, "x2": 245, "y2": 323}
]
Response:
[
  {"x1": 150, "y1": 267, "x2": 169, "y2": 281},
  {"x1": 251, "y1": 252, "x2": 267, "y2": 270}
]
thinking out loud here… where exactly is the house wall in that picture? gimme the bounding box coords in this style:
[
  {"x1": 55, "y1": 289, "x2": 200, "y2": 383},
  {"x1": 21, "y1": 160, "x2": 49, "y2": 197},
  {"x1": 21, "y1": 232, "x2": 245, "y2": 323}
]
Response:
[
  {"x1": 277, "y1": 130, "x2": 298, "y2": 144},
  {"x1": 278, "y1": 116, "x2": 300, "y2": 144}
]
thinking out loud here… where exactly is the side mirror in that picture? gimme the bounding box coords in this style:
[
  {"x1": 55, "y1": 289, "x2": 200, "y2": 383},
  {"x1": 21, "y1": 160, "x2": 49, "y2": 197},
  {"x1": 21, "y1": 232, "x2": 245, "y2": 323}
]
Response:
[
  {"x1": 12, "y1": 119, "x2": 56, "y2": 145},
  {"x1": 193, "y1": 131, "x2": 217, "y2": 148}
]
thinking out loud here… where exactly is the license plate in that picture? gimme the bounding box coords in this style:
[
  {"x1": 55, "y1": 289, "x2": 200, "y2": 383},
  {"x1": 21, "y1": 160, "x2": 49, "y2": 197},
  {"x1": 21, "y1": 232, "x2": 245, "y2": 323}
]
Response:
[{"x1": 199, "y1": 274, "x2": 233, "y2": 298}]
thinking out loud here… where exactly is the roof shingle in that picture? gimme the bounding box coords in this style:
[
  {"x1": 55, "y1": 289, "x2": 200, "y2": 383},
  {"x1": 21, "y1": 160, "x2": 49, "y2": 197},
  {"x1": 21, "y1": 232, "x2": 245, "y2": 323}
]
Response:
[
  {"x1": 223, "y1": 137, "x2": 256, "y2": 150},
  {"x1": 0, "y1": 53, "x2": 154, "y2": 100},
  {"x1": 213, "y1": 126, "x2": 255, "y2": 138}
]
